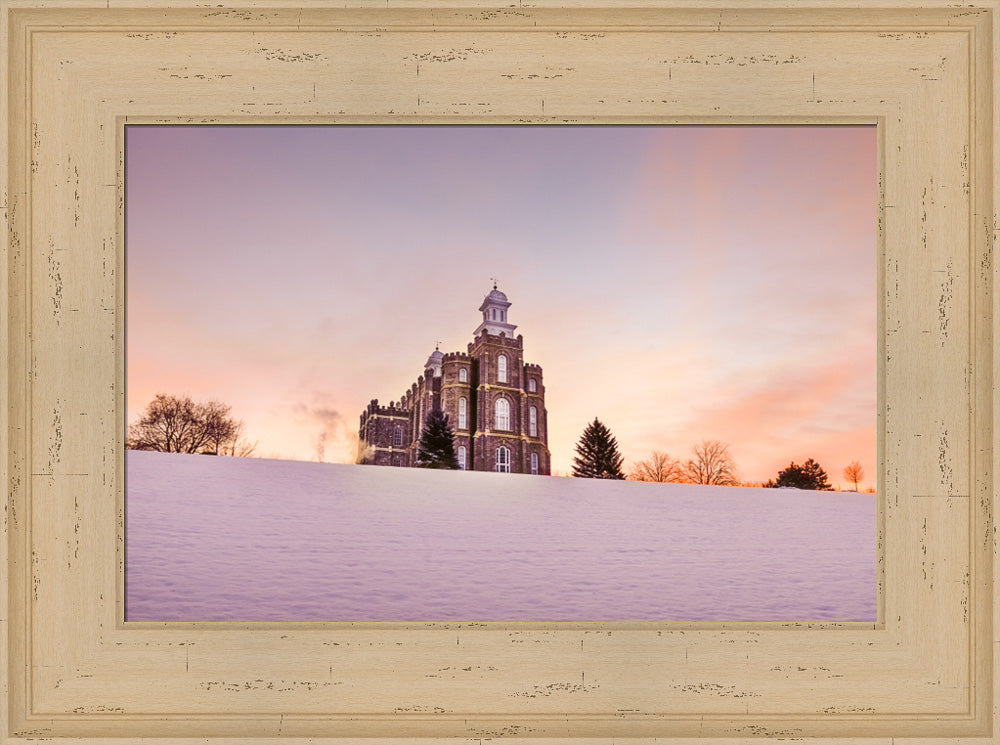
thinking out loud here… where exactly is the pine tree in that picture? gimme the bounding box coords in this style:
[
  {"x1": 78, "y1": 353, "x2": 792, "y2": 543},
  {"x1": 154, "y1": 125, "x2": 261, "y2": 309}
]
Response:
[
  {"x1": 572, "y1": 418, "x2": 626, "y2": 479},
  {"x1": 772, "y1": 458, "x2": 833, "y2": 490},
  {"x1": 415, "y1": 408, "x2": 459, "y2": 469}
]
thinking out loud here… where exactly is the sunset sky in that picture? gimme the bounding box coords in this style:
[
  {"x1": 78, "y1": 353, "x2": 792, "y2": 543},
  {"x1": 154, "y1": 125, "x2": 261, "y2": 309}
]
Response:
[{"x1": 125, "y1": 124, "x2": 877, "y2": 486}]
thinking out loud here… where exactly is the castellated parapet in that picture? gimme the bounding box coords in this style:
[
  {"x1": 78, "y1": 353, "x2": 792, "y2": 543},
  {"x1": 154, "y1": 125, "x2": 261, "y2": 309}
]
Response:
[{"x1": 358, "y1": 287, "x2": 550, "y2": 475}]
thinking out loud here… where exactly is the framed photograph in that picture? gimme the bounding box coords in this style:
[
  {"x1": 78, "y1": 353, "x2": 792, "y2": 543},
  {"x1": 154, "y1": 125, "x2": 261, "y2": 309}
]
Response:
[
  {"x1": 2, "y1": 1, "x2": 996, "y2": 742},
  {"x1": 123, "y1": 122, "x2": 879, "y2": 625}
]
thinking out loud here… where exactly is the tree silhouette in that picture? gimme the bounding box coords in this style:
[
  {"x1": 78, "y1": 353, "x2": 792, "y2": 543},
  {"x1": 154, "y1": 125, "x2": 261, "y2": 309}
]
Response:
[
  {"x1": 629, "y1": 450, "x2": 683, "y2": 482},
  {"x1": 415, "y1": 408, "x2": 458, "y2": 469},
  {"x1": 843, "y1": 461, "x2": 865, "y2": 490},
  {"x1": 682, "y1": 440, "x2": 738, "y2": 485},
  {"x1": 771, "y1": 458, "x2": 833, "y2": 490},
  {"x1": 572, "y1": 418, "x2": 625, "y2": 479},
  {"x1": 127, "y1": 393, "x2": 253, "y2": 455}
]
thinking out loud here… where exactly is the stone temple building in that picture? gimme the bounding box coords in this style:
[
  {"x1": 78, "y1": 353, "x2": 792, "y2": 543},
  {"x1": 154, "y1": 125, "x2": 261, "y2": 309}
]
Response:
[{"x1": 358, "y1": 286, "x2": 551, "y2": 475}]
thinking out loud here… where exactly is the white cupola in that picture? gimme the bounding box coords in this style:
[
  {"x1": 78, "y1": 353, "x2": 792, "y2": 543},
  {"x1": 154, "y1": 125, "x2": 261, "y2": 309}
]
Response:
[
  {"x1": 424, "y1": 345, "x2": 444, "y2": 377},
  {"x1": 473, "y1": 282, "x2": 518, "y2": 338}
]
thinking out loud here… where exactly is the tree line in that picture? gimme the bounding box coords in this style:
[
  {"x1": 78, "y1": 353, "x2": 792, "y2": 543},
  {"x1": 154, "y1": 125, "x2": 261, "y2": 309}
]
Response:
[
  {"x1": 571, "y1": 418, "x2": 739, "y2": 483},
  {"x1": 572, "y1": 417, "x2": 867, "y2": 491},
  {"x1": 128, "y1": 394, "x2": 868, "y2": 490}
]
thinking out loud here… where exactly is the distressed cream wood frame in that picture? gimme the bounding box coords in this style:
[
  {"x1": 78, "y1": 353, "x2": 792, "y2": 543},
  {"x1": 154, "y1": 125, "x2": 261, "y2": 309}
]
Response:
[{"x1": 1, "y1": 1, "x2": 997, "y2": 742}]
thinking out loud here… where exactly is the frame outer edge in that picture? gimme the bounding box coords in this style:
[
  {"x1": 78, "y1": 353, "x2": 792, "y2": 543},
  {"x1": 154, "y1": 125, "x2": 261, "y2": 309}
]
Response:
[
  {"x1": 2, "y1": 2, "x2": 999, "y2": 742},
  {"x1": 1, "y1": 3, "x2": 30, "y2": 741}
]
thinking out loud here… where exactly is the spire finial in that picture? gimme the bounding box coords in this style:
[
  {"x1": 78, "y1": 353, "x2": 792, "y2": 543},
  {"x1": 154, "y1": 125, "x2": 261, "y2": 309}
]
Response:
[
  {"x1": 435, "y1": 340, "x2": 441, "y2": 351},
  {"x1": 491, "y1": 276, "x2": 497, "y2": 290}
]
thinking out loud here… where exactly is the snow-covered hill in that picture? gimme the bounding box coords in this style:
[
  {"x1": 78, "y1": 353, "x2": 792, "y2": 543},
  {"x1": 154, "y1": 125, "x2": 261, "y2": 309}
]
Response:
[{"x1": 125, "y1": 450, "x2": 877, "y2": 623}]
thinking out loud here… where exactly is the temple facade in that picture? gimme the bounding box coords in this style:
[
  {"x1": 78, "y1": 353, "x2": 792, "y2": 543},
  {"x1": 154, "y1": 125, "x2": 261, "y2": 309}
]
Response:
[{"x1": 358, "y1": 286, "x2": 551, "y2": 475}]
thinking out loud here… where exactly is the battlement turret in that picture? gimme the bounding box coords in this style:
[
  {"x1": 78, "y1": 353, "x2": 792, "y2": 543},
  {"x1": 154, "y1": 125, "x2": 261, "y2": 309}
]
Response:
[{"x1": 360, "y1": 397, "x2": 412, "y2": 422}]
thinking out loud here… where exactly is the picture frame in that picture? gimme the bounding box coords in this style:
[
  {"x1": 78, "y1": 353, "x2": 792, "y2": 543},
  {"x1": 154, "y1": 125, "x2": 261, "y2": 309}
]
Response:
[{"x1": 1, "y1": 1, "x2": 996, "y2": 742}]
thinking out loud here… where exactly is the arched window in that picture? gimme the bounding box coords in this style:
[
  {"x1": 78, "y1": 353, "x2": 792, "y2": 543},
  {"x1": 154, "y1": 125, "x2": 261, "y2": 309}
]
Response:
[
  {"x1": 497, "y1": 354, "x2": 507, "y2": 383},
  {"x1": 531, "y1": 452, "x2": 539, "y2": 475},
  {"x1": 494, "y1": 398, "x2": 510, "y2": 431},
  {"x1": 492, "y1": 309, "x2": 497, "y2": 320},
  {"x1": 393, "y1": 426, "x2": 403, "y2": 447},
  {"x1": 457, "y1": 445, "x2": 467, "y2": 471},
  {"x1": 528, "y1": 378, "x2": 537, "y2": 393},
  {"x1": 458, "y1": 397, "x2": 467, "y2": 429},
  {"x1": 459, "y1": 368, "x2": 468, "y2": 383},
  {"x1": 529, "y1": 406, "x2": 537, "y2": 437},
  {"x1": 496, "y1": 446, "x2": 511, "y2": 473}
]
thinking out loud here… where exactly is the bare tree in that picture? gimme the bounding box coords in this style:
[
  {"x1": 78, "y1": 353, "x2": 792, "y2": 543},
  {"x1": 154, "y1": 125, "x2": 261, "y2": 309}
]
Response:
[
  {"x1": 127, "y1": 393, "x2": 251, "y2": 456},
  {"x1": 127, "y1": 394, "x2": 202, "y2": 453},
  {"x1": 682, "y1": 440, "x2": 739, "y2": 486},
  {"x1": 217, "y1": 421, "x2": 257, "y2": 457},
  {"x1": 843, "y1": 461, "x2": 865, "y2": 490},
  {"x1": 201, "y1": 400, "x2": 240, "y2": 455},
  {"x1": 628, "y1": 450, "x2": 683, "y2": 482}
]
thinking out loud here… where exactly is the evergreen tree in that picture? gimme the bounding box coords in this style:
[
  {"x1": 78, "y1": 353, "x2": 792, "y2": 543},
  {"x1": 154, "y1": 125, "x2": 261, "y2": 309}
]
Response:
[
  {"x1": 572, "y1": 418, "x2": 626, "y2": 479},
  {"x1": 415, "y1": 408, "x2": 459, "y2": 469},
  {"x1": 772, "y1": 458, "x2": 833, "y2": 490}
]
